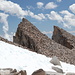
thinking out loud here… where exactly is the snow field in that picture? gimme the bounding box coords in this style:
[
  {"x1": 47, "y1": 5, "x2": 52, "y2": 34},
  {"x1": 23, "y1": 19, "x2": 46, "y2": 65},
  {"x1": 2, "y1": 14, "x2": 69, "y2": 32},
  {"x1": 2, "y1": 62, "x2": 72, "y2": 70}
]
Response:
[{"x1": 0, "y1": 41, "x2": 75, "y2": 75}]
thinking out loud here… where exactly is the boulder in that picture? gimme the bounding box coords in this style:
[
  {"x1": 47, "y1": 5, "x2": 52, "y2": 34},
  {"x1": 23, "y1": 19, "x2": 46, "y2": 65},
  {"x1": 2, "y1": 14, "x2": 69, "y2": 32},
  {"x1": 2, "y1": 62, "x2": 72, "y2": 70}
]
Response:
[
  {"x1": 32, "y1": 69, "x2": 46, "y2": 75},
  {"x1": 50, "y1": 56, "x2": 61, "y2": 66},
  {"x1": 52, "y1": 66, "x2": 64, "y2": 73},
  {"x1": 0, "y1": 70, "x2": 10, "y2": 75},
  {"x1": 2, "y1": 68, "x2": 13, "y2": 72},
  {"x1": 10, "y1": 70, "x2": 27, "y2": 75},
  {"x1": 66, "y1": 72, "x2": 75, "y2": 75},
  {"x1": 19, "y1": 70, "x2": 27, "y2": 75},
  {"x1": 0, "y1": 68, "x2": 26, "y2": 75},
  {"x1": 0, "y1": 68, "x2": 13, "y2": 75},
  {"x1": 52, "y1": 26, "x2": 75, "y2": 49},
  {"x1": 46, "y1": 71, "x2": 63, "y2": 75}
]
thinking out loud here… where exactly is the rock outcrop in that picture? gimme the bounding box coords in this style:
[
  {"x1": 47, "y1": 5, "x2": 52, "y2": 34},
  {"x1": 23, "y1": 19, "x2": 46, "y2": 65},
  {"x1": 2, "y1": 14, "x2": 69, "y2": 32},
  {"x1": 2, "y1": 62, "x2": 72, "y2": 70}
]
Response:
[
  {"x1": 13, "y1": 18, "x2": 75, "y2": 65},
  {"x1": 52, "y1": 26, "x2": 75, "y2": 49}
]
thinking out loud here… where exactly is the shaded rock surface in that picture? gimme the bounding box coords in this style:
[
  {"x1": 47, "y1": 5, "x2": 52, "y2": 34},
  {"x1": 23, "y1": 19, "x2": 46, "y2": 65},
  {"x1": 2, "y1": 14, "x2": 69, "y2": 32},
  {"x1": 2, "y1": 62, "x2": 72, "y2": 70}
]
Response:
[
  {"x1": 32, "y1": 69, "x2": 46, "y2": 75},
  {"x1": 0, "y1": 36, "x2": 32, "y2": 51},
  {"x1": 13, "y1": 18, "x2": 75, "y2": 65},
  {"x1": 52, "y1": 26, "x2": 75, "y2": 49},
  {"x1": 52, "y1": 66, "x2": 63, "y2": 73}
]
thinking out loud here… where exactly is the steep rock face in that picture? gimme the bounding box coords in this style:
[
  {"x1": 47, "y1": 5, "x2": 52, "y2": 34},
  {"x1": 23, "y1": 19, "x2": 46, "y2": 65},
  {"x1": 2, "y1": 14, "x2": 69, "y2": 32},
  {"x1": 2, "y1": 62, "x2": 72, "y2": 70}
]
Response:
[
  {"x1": 13, "y1": 18, "x2": 39, "y2": 52},
  {"x1": 13, "y1": 18, "x2": 75, "y2": 65},
  {"x1": 52, "y1": 26, "x2": 75, "y2": 49}
]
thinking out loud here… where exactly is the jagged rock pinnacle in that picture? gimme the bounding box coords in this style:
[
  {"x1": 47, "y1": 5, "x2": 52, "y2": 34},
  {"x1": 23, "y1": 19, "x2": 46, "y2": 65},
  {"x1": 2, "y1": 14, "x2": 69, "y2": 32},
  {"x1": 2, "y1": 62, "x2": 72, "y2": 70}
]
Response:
[{"x1": 22, "y1": 18, "x2": 28, "y2": 22}]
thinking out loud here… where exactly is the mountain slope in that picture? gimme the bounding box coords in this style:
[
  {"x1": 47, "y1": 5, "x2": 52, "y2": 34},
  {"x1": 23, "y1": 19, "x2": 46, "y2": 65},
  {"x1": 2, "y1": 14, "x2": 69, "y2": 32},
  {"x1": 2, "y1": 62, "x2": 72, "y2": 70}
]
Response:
[
  {"x1": 0, "y1": 40, "x2": 75, "y2": 75},
  {"x1": 13, "y1": 18, "x2": 75, "y2": 65}
]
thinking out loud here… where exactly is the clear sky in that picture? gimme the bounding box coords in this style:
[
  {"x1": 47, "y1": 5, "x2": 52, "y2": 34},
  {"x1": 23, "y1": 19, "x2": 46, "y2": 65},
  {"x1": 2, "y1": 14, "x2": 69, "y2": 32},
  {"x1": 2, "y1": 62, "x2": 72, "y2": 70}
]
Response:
[{"x1": 0, "y1": 0, "x2": 75, "y2": 41}]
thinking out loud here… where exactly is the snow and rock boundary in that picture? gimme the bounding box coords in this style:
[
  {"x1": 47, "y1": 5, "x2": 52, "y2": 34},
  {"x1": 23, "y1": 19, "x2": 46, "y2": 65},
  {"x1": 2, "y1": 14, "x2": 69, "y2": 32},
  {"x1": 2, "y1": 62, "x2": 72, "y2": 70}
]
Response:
[
  {"x1": 0, "y1": 36, "x2": 33, "y2": 51},
  {"x1": 0, "y1": 41, "x2": 75, "y2": 75}
]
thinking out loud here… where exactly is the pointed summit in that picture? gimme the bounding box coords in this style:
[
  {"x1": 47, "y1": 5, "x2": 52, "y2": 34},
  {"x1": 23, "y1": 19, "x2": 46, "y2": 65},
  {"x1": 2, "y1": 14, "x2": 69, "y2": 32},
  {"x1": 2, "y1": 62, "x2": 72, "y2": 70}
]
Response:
[
  {"x1": 22, "y1": 18, "x2": 26, "y2": 22},
  {"x1": 22, "y1": 18, "x2": 29, "y2": 23},
  {"x1": 52, "y1": 26, "x2": 75, "y2": 49}
]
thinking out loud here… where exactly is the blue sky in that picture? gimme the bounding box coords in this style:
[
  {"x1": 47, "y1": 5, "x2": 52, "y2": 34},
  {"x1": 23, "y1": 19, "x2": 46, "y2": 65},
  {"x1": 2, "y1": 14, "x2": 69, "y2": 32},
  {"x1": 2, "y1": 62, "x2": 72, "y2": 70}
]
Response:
[{"x1": 0, "y1": 0, "x2": 75, "y2": 41}]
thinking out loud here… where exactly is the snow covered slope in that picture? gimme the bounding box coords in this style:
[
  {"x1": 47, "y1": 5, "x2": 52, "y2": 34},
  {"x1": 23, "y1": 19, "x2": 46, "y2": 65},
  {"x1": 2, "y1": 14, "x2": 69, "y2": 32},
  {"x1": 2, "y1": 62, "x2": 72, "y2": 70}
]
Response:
[{"x1": 0, "y1": 41, "x2": 75, "y2": 75}]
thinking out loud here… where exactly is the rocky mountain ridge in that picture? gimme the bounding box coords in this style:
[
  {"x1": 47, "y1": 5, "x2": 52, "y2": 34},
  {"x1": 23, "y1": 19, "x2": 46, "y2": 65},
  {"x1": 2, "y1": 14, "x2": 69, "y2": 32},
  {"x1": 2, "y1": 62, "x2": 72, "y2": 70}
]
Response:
[
  {"x1": 0, "y1": 18, "x2": 75, "y2": 65},
  {"x1": 13, "y1": 18, "x2": 75, "y2": 65}
]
